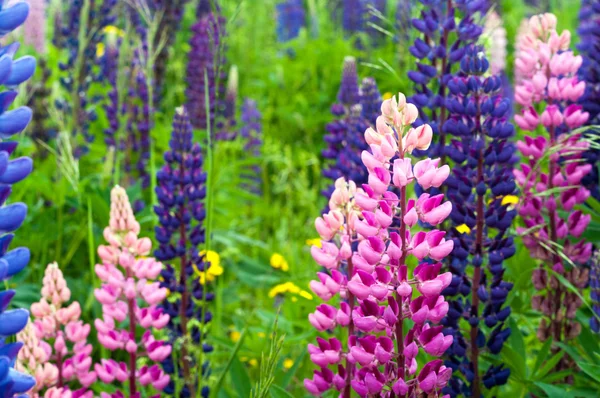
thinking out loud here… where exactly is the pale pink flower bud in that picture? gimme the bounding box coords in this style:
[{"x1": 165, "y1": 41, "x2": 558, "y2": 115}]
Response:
[
  {"x1": 392, "y1": 158, "x2": 413, "y2": 188},
  {"x1": 413, "y1": 158, "x2": 450, "y2": 190}
]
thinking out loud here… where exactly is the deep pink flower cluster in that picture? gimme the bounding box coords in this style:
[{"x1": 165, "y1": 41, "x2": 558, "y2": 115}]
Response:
[
  {"x1": 305, "y1": 93, "x2": 455, "y2": 397},
  {"x1": 94, "y1": 186, "x2": 171, "y2": 397},
  {"x1": 513, "y1": 14, "x2": 591, "y2": 344},
  {"x1": 22, "y1": 262, "x2": 96, "y2": 397}
]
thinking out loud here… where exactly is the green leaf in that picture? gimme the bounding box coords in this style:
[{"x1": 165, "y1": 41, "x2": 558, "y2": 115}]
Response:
[
  {"x1": 534, "y1": 382, "x2": 574, "y2": 397},
  {"x1": 278, "y1": 349, "x2": 307, "y2": 388},
  {"x1": 577, "y1": 362, "x2": 600, "y2": 385},
  {"x1": 532, "y1": 338, "x2": 552, "y2": 375},
  {"x1": 212, "y1": 329, "x2": 247, "y2": 398},
  {"x1": 501, "y1": 345, "x2": 527, "y2": 382},
  {"x1": 269, "y1": 385, "x2": 295, "y2": 398},
  {"x1": 535, "y1": 351, "x2": 564, "y2": 380},
  {"x1": 508, "y1": 317, "x2": 526, "y2": 361},
  {"x1": 230, "y1": 356, "x2": 253, "y2": 398}
]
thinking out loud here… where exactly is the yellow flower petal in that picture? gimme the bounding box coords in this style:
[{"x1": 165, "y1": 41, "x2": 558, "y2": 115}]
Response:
[
  {"x1": 195, "y1": 250, "x2": 222, "y2": 284},
  {"x1": 230, "y1": 331, "x2": 241, "y2": 342},
  {"x1": 299, "y1": 290, "x2": 313, "y2": 300},
  {"x1": 501, "y1": 195, "x2": 519, "y2": 206},
  {"x1": 305, "y1": 238, "x2": 322, "y2": 248},
  {"x1": 270, "y1": 253, "x2": 289, "y2": 271},
  {"x1": 249, "y1": 359, "x2": 258, "y2": 367},
  {"x1": 283, "y1": 359, "x2": 294, "y2": 369},
  {"x1": 382, "y1": 92, "x2": 393, "y2": 100},
  {"x1": 103, "y1": 25, "x2": 125, "y2": 37},
  {"x1": 96, "y1": 43, "x2": 105, "y2": 58},
  {"x1": 456, "y1": 224, "x2": 471, "y2": 234}
]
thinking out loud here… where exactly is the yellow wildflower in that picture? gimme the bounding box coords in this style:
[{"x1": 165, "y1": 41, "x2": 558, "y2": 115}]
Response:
[
  {"x1": 283, "y1": 359, "x2": 294, "y2": 370},
  {"x1": 103, "y1": 25, "x2": 125, "y2": 37},
  {"x1": 258, "y1": 332, "x2": 266, "y2": 338},
  {"x1": 501, "y1": 195, "x2": 519, "y2": 206},
  {"x1": 195, "y1": 250, "x2": 223, "y2": 284},
  {"x1": 249, "y1": 359, "x2": 258, "y2": 367},
  {"x1": 291, "y1": 296, "x2": 298, "y2": 302},
  {"x1": 230, "y1": 330, "x2": 241, "y2": 342},
  {"x1": 268, "y1": 282, "x2": 301, "y2": 298},
  {"x1": 382, "y1": 92, "x2": 393, "y2": 100},
  {"x1": 299, "y1": 290, "x2": 313, "y2": 300},
  {"x1": 270, "y1": 253, "x2": 289, "y2": 272},
  {"x1": 306, "y1": 238, "x2": 322, "y2": 248},
  {"x1": 456, "y1": 224, "x2": 471, "y2": 234},
  {"x1": 96, "y1": 43, "x2": 105, "y2": 58}
]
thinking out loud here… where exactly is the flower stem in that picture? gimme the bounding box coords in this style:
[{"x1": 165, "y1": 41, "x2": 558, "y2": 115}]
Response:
[
  {"x1": 177, "y1": 160, "x2": 195, "y2": 395},
  {"x1": 344, "y1": 254, "x2": 355, "y2": 398},
  {"x1": 127, "y1": 268, "x2": 137, "y2": 396}
]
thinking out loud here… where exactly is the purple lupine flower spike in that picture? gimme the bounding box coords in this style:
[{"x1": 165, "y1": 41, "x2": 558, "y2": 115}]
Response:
[
  {"x1": 0, "y1": 0, "x2": 37, "y2": 394},
  {"x1": 577, "y1": 0, "x2": 600, "y2": 199},
  {"x1": 186, "y1": 5, "x2": 226, "y2": 130},
  {"x1": 276, "y1": 0, "x2": 306, "y2": 42},
  {"x1": 155, "y1": 107, "x2": 211, "y2": 397},
  {"x1": 441, "y1": 45, "x2": 515, "y2": 397},
  {"x1": 322, "y1": 57, "x2": 371, "y2": 206},
  {"x1": 408, "y1": 0, "x2": 487, "y2": 162},
  {"x1": 240, "y1": 98, "x2": 263, "y2": 195},
  {"x1": 359, "y1": 77, "x2": 382, "y2": 126}
]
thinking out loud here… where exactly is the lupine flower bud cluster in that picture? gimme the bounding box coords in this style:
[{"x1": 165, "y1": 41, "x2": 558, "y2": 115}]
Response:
[
  {"x1": 239, "y1": 99, "x2": 264, "y2": 194},
  {"x1": 322, "y1": 57, "x2": 377, "y2": 205},
  {"x1": 16, "y1": 322, "x2": 56, "y2": 397},
  {"x1": 577, "y1": 0, "x2": 600, "y2": 198},
  {"x1": 94, "y1": 186, "x2": 171, "y2": 396},
  {"x1": 215, "y1": 65, "x2": 238, "y2": 141},
  {"x1": 0, "y1": 0, "x2": 37, "y2": 394},
  {"x1": 396, "y1": 0, "x2": 411, "y2": 41},
  {"x1": 306, "y1": 92, "x2": 456, "y2": 397},
  {"x1": 155, "y1": 108, "x2": 211, "y2": 397},
  {"x1": 186, "y1": 2, "x2": 227, "y2": 130},
  {"x1": 409, "y1": 0, "x2": 487, "y2": 160},
  {"x1": 56, "y1": 0, "x2": 117, "y2": 157},
  {"x1": 441, "y1": 46, "x2": 515, "y2": 397},
  {"x1": 341, "y1": 0, "x2": 387, "y2": 45},
  {"x1": 25, "y1": 262, "x2": 96, "y2": 396},
  {"x1": 513, "y1": 14, "x2": 592, "y2": 348},
  {"x1": 276, "y1": 0, "x2": 306, "y2": 42},
  {"x1": 102, "y1": 34, "x2": 151, "y2": 211},
  {"x1": 151, "y1": 0, "x2": 190, "y2": 96},
  {"x1": 359, "y1": 77, "x2": 382, "y2": 126}
]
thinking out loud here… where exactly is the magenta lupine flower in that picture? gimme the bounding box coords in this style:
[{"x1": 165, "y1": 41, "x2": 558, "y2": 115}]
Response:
[
  {"x1": 94, "y1": 186, "x2": 171, "y2": 396},
  {"x1": 513, "y1": 14, "x2": 591, "y2": 355},
  {"x1": 26, "y1": 262, "x2": 96, "y2": 396},
  {"x1": 305, "y1": 92, "x2": 454, "y2": 397}
]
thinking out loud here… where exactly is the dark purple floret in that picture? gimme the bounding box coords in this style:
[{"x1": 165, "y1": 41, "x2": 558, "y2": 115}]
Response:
[{"x1": 441, "y1": 45, "x2": 514, "y2": 397}]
